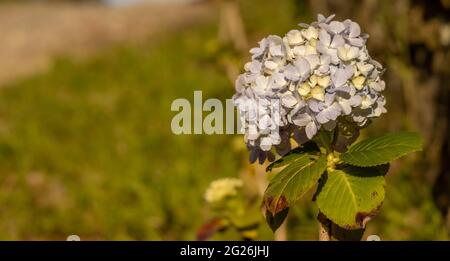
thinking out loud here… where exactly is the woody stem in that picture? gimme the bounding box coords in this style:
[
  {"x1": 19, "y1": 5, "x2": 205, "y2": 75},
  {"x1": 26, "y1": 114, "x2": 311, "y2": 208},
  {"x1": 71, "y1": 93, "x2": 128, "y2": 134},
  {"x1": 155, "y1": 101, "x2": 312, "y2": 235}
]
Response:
[{"x1": 318, "y1": 214, "x2": 332, "y2": 241}]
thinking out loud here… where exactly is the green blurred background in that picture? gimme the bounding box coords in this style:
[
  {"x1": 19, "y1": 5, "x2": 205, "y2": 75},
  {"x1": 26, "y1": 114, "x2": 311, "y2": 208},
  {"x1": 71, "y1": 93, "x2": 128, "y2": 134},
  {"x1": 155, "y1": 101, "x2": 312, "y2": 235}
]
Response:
[{"x1": 0, "y1": 0, "x2": 448, "y2": 240}]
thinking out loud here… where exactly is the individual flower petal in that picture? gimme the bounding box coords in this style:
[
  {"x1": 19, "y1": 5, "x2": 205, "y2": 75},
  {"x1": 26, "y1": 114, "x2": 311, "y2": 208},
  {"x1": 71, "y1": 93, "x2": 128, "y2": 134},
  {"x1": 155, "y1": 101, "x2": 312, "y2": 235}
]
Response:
[
  {"x1": 270, "y1": 72, "x2": 287, "y2": 88},
  {"x1": 286, "y1": 29, "x2": 303, "y2": 45},
  {"x1": 254, "y1": 75, "x2": 269, "y2": 94},
  {"x1": 311, "y1": 86, "x2": 325, "y2": 101},
  {"x1": 270, "y1": 44, "x2": 283, "y2": 56},
  {"x1": 297, "y1": 82, "x2": 311, "y2": 96},
  {"x1": 250, "y1": 47, "x2": 264, "y2": 59},
  {"x1": 304, "y1": 55, "x2": 320, "y2": 70},
  {"x1": 284, "y1": 64, "x2": 300, "y2": 81},
  {"x1": 360, "y1": 95, "x2": 374, "y2": 109},
  {"x1": 319, "y1": 29, "x2": 331, "y2": 46},
  {"x1": 307, "y1": 99, "x2": 323, "y2": 112},
  {"x1": 269, "y1": 131, "x2": 282, "y2": 145},
  {"x1": 260, "y1": 136, "x2": 272, "y2": 151},
  {"x1": 348, "y1": 21, "x2": 361, "y2": 38},
  {"x1": 369, "y1": 80, "x2": 385, "y2": 92},
  {"x1": 305, "y1": 121, "x2": 318, "y2": 139},
  {"x1": 292, "y1": 113, "x2": 312, "y2": 126},
  {"x1": 332, "y1": 66, "x2": 354, "y2": 87},
  {"x1": 356, "y1": 62, "x2": 374, "y2": 76},
  {"x1": 294, "y1": 58, "x2": 311, "y2": 79},
  {"x1": 330, "y1": 34, "x2": 345, "y2": 48},
  {"x1": 352, "y1": 76, "x2": 366, "y2": 90},
  {"x1": 247, "y1": 124, "x2": 259, "y2": 140},
  {"x1": 317, "y1": 13, "x2": 336, "y2": 24},
  {"x1": 235, "y1": 75, "x2": 246, "y2": 92},
  {"x1": 317, "y1": 75, "x2": 331, "y2": 87},
  {"x1": 302, "y1": 26, "x2": 319, "y2": 40},
  {"x1": 258, "y1": 114, "x2": 272, "y2": 130},
  {"x1": 292, "y1": 45, "x2": 306, "y2": 56},
  {"x1": 348, "y1": 37, "x2": 365, "y2": 47},
  {"x1": 309, "y1": 74, "x2": 318, "y2": 86},
  {"x1": 316, "y1": 102, "x2": 341, "y2": 124},
  {"x1": 328, "y1": 21, "x2": 346, "y2": 34},
  {"x1": 281, "y1": 92, "x2": 298, "y2": 108},
  {"x1": 265, "y1": 60, "x2": 278, "y2": 70},
  {"x1": 337, "y1": 44, "x2": 360, "y2": 61},
  {"x1": 338, "y1": 97, "x2": 352, "y2": 115}
]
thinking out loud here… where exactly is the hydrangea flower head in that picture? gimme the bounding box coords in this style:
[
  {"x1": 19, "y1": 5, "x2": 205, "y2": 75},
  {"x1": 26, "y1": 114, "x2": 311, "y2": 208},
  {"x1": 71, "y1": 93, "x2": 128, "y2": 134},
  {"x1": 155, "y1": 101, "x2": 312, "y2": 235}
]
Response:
[{"x1": 233, "y1": 14, "x2": 386, "y2": 163}]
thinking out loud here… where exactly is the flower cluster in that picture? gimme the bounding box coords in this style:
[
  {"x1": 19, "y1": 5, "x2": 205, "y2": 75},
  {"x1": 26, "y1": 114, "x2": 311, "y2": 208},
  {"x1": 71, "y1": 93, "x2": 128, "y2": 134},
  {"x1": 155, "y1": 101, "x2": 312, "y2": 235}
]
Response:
[
  {"x1": 233, "y1": 14, "x2": 386, "y2": 163},
  {"x1": 204, "y1": 178, "x2": 244, "y2": 204}
]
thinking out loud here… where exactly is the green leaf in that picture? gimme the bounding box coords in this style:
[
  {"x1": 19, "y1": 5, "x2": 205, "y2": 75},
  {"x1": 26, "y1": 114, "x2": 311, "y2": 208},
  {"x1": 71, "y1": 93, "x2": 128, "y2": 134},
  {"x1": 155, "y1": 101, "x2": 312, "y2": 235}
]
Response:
[
  {"x1": 315, "y1": 165, "x2": 388, "y2": 229},
  {"x1": 264, "y1": 154, "x2": 327, "y2": 215},
  {"x1": 341, "y1": 132, "x2": 423, "y2": 167},
  {"x1": 313, "y1": 130, "x2": 334, "y2": 152},
  {"x1": 265, "y1": 208, "x2": 289, "y2": 232},
  {"x1": 266, "y1": 141, "x2": 320, "y2": 172}
]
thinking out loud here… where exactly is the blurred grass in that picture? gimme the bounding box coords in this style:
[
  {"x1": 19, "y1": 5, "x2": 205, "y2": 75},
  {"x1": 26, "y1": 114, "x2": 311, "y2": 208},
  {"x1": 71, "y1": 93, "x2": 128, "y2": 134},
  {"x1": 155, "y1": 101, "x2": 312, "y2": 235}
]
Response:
[
  {"x1": 0, "y1": 0, "x2": 447, "y2": 240},
  {"x1": 0, "y1": 24, "x2": 242, "y2": 240}
]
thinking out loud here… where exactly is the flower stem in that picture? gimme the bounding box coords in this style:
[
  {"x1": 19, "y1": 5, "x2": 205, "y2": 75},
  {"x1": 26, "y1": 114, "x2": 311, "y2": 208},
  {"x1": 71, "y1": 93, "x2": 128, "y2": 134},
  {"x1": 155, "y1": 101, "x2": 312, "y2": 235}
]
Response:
[
  {"x1": 318, "y1": 213, "x2": 332, "y2": 241},
  {"x1": 319, "y1": 222, "x2": 331, "y2": 241}
]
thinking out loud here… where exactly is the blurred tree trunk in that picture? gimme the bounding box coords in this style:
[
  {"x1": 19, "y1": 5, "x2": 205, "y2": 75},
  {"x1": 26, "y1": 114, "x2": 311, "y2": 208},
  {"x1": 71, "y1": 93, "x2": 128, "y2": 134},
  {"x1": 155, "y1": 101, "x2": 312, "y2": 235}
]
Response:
[
  {"x1": 217, "y1": 0, "x2": 248, "y2": 53},
  {"x1": 212, "y1": 0, "x2": 249, "y2": 83}
]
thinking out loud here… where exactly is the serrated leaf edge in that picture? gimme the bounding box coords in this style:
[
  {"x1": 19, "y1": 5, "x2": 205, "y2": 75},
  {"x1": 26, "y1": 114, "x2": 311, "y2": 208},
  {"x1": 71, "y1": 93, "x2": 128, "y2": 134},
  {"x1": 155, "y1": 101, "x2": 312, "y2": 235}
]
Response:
[{"x1": 342, "y1": 147, "x2": 422, "y2": 167}]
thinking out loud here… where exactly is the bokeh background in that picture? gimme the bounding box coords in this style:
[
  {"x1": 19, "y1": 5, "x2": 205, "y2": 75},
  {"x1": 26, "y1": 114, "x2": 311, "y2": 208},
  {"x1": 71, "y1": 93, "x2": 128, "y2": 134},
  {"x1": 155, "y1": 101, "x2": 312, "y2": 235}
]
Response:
[{"x1": 0, "y1": 0, "x2": 448, "y2": 240}]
